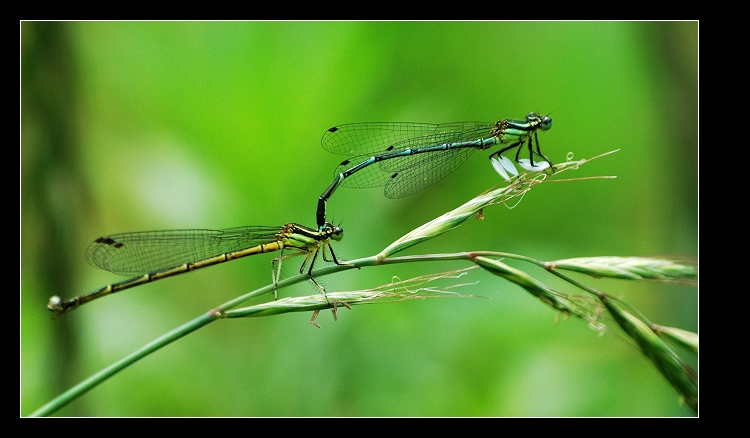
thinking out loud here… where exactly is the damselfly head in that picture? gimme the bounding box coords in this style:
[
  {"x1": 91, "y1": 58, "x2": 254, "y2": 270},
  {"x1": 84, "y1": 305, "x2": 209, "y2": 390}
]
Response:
[
  {"x1": 323, "y1": 222, "x2": 344, "y2": 241},
  {"x1": 525, "y1": 112, "x2": 553, "y2": 131},
  {"x1": 535, "y1": 111, "x2": 553, "y2": 131}
]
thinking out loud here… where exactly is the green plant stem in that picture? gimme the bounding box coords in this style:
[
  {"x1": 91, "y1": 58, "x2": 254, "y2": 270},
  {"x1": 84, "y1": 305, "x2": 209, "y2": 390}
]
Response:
[{"x1": 30, "y1": 314, "x2": 216, "y2": 417}]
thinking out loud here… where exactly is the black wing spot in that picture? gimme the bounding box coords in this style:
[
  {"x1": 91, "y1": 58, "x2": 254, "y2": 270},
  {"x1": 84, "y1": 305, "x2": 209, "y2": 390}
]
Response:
[{"x1": 94, "y1": 237, "x2": 124, "y2": 249}]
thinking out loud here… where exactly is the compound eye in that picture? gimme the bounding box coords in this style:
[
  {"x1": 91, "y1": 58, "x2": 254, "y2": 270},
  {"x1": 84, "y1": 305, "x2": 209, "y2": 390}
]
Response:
[
  {"x1": 540, "y1": 116, "x2": 552, "y2": 130},
  {"x1": 332, "y1": 226, "x2": 344, "y2": 241}
]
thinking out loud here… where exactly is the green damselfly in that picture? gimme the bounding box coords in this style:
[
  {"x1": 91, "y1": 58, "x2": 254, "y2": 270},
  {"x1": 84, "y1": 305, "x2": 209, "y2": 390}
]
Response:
[
  {"x1": 316, "y1": 112, "x2": 553, "y2": 228},
  {"x1": 47, "y1": 222, "x2": 345, "y2": 315}
]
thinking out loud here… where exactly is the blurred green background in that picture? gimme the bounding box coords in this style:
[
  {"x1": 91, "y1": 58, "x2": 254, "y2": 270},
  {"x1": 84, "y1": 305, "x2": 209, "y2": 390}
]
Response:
[{"x1": 21, "y1": 21, "x2": 698, "y2": 416}]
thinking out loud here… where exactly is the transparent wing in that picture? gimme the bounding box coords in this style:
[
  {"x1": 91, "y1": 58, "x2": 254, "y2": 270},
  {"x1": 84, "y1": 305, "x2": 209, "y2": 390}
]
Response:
[
  {"x1": 322, "y1": 122, "x2": 494, "y2": 156},
  {"x1": 384, "y1": 148, "x2": 476, "y2": 198},
  {"x1": 85, "y1": 226, "x2": 282, "y2": 276},
  {"x1": 327, "y1": 122, "x2": 495, "y2": 192}
]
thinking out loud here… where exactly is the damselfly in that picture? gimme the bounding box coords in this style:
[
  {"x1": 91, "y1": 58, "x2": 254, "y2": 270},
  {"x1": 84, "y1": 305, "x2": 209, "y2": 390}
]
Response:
[
  {"x1": 316, "y1": 112, "x2": 553, "y2": 228},
  {"x1": 47, "y1": 222, "x2": 345, "y2": 315}
]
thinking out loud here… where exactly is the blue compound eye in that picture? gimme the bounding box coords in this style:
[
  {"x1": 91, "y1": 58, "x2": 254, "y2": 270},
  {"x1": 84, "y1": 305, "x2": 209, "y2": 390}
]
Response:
[{"x1": 540, "y1": 116, "x2": 552, "y2": 131}]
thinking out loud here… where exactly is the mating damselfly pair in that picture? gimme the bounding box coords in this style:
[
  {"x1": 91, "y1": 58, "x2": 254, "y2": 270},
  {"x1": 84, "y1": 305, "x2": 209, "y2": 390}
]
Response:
[{"x1": 48, "y1": 112, "x2": 553, "y2": 316}]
